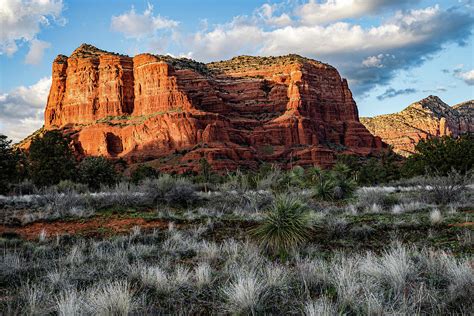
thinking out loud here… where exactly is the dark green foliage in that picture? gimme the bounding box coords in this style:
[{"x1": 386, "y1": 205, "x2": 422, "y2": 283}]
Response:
[
  {"x1": 198, "y1": 157, "x2": 212, "y2": 184},
  {"x1": 78, "y1": 157, "x2": 117, "y2": 190},
  {"x1": 0, "y1": 134, "x2": 20, "y2": 194},
  {"x1": 0, "y1": 135, "x2": 20, "y2": 194},
  {"x1": 130, "y1": 165, "x2": 159, "y2": 184},
  {"x1": 403, "y1": 135, "x2": 474, "y2": 176},
  {"x1": 250, "y1": 195, "x2": 312, "y2": 256},
  {"x1": 330, "y1": 163, "x2": 357, "y2": 200},
  {"x1": 308, "y1": 163, "x2": 356, "y2": 201},
  {"x1": 337, "y1": 149, "x2": 402, "y2": 185},
  {"x1": 28, "y1": 130, "x2": 77, "y2": 187}
]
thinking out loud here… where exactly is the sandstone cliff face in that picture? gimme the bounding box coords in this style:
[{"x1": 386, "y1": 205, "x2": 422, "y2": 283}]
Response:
[
  {"x1": 39, "y1": 44, "x2": 383, "y2": 172},
  {"x1": 361, "y1": 96, "x2": 473, "y2": 156}
]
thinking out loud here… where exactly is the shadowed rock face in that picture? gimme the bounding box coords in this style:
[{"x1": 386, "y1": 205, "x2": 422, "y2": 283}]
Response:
[
  {"x1": 361, "y1": 96, "x2": 474, "y2": 156},
  {"x1": 29, "y1": 44, "x2": 384, "y2": 172}
]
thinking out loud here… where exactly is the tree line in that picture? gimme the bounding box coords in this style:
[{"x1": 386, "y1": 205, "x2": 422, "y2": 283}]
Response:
[{"x1": 1, "y1": 130, "x2": 473, "y2": 194}]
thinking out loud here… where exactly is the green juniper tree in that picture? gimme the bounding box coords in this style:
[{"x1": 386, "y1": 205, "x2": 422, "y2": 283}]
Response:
[
  {"x1": 403, "y1": 134, "x2": 474, "y2": 176},
  {"x1": 0, "y1": 134, "x2": 19, "y2": 194},
  {"x1": 28, "y1": 130, "x2": 77, "y2": 187},
  {"x1": 78, "y1": 156, "x2": 118, "y2": 190}
]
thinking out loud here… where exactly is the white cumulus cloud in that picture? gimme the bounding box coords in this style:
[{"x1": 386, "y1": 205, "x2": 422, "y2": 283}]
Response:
[
  {"x1": 184, "y1": 4, "x2": 472, "y2": 95},
  {"x1": 295, "y1": 0, "x2": 418, "y2": 25},
  {"x1": 0, "y1": 0, "x2": 64, "y2": 61},
  {"x1": 458, "y1": 69, "x2": 474, "y2": 85},
  {"x1": 0, "y1": 77, "x2": 51, "y2": 142},
  {"x1": 110, "y1": 3, "x2": 179, "y2": 39},
  {"x1": 25, "y1": 38, "x2": 51, "y2": 65}
]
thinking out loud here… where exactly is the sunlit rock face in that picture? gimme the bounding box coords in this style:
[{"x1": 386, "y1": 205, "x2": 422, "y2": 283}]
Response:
[
  {"x1": 361, "y1": 96, "x2": 474, "y2": 156},
  {"x1": 35, "y1": 44, "x2": 384, "y2": 172}
]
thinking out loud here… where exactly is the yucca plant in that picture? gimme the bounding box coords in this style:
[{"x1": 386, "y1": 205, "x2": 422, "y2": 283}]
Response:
[
  {"x1": 250, "y1": 195, "x2": 312, "y2": 258},
  {"x1": 313, "y1": 176, "x2": 336, "y2": 201},
  {"x1": 330, "y1": 164, "x2": 357, "y2": 200}
]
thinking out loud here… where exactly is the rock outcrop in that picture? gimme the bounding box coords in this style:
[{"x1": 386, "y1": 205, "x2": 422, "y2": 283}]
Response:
[
  {"x1": 30, "y1": 44, "x2": 384, "y2": 172},
  {"x1": 361, "y1": 96, "x2": 473, "y2": 156}
]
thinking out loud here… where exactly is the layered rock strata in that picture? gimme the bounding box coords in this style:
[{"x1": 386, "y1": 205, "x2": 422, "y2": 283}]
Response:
[
  {"x1": 31, "y1": 44, "x2": 384, "y2": 171},
  {"x1": 361, "y1": 96, "x2": 473, "y2": 156}
]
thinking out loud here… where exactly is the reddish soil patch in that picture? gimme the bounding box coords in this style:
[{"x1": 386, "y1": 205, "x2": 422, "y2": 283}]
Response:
[
  {"x1": 448, "y1": 222, "x2": 474, "y2": 227},
  {"x1": 0, "y1": 216, "x2": 173, "y2": 240}
]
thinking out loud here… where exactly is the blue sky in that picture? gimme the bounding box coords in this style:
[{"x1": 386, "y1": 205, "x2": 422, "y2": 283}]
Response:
[{"x1": 1, "y1": 0, "x2": 473, "y2": 141}]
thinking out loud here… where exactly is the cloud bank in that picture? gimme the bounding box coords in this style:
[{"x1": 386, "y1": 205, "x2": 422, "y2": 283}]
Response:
[
  {"x1": 0, "y1": 0, "x2": 64, "y2": 64},
  {"x1": 0, "y1": 77, "x2": 51, "y2": 142}
]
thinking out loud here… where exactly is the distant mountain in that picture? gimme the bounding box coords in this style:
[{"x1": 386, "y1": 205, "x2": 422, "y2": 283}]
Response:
[{"x1": 360, "y1": 96, "x2": 474, "y2": 156}]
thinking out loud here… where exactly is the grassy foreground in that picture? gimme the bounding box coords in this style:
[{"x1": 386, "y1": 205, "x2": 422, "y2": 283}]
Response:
[{"x1": 1, "y1": 174, "x2": 473, "y2": 315}]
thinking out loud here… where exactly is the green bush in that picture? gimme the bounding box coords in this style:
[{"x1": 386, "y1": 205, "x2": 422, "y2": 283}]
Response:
[
  {"x1": 130, "y1": 165, "x2": 159, "y2": 184},
  {"x1": 250, "y1": 195, "x2": 312, "y2": 257},
  {"x1": 78, "y1": 157, "x2": 117, "y2": 190},
  {"x1": 0, "y1": 134, "x2": 20, "y2": 194},
  {"x1": 310, "y1": 163, "x2": 356, "y2": 201},
  {"x1": 403, "y1": 135, "x2": 474, "y2": 176},
  {"x1": 337, "y1": 150, "x2": 402, "y2": 185},
  {"x1": 28, "y1": 130, "x2": 77, "y2": 187}
]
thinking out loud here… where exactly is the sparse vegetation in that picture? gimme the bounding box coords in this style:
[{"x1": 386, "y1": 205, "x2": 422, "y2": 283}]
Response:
[{"x1": 0, "y1": 136, "x2": 473, "y2": 314}]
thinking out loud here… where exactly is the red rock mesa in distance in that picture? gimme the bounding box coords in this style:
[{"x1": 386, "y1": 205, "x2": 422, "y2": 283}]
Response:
[{"x1": 24, "y1": 44, "x2": 385, "y2": 172}]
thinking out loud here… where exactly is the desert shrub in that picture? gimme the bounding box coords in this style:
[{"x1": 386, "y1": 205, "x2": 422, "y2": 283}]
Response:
[
  {"x1": 28, "y1": 130, "x2": 77, "y2": 187},
  {"x1": 304, "y1": 297, "x2": 337, "y2": 316},
  {"x1": 0, "y1": 134, "x2": 21, "y2": 194},
  {"x1": 55, "y1": 289, "x2": 82, "y2": 316},
  {"x1": 403, "y1": 134, "x2": 474, "y2": 176},
  {"x1": 85, "y1": 281, "x2": 136, "y2": 315},
  {"x1": 337, "y1": 150, "x2": 402, "y2": 185},
  {"x1": 164, "y1": 178, "x2": 199, "y2": 207},
  {"x1": 418, "y1": 170, "x2": 472, "y2": 205},
  {"x1": 41, "y1": 189, "x2": 94, "y2": 218},
  {"x1": 53, "y1": 180, "x2": 89, "y2": 194},
  {"x1": 250, "y1": 195, "x2": 312, "y2": 256},
  {"x1": 78, "y1": 157, "x2": 117, "y2": 190},
  {"x1": 356, "y1": 188, "x2": 400, "y2": 211},
  {"x1": 195, "y1": 158, "x2": 217, "y2": 192},
  {"x1": 141, "y1": 175, "x2": 198, "y2": 207},
  {"x1": 312, "y1": 176, "x2": 335, "y2": 201},
  {"x1": 130, "y1": 165, "x2": 159, "y2": 184},
  {"x1": 312, "y1": 164, "x2": 356, "y2": 201},
  {"x1": 331, "y1": 163, "x2": 357, "y2": 200},
  {"x1": 222, "y1": 271, "x2": 267, "y2": 315},
  {"x1": 223, "y1": 166, "x2": 285, "y2": 192},
  {"x1": 11, "y1": 179, "x2": 37, "y2": 195}
]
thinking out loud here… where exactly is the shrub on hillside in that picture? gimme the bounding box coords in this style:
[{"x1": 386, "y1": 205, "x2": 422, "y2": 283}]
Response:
[
  {"x1": 403, "y1": 134, "x2": 474, "y2": 176},
  {"x1": 28, "y1": 130, "x2": 77, "y2": 187},
  {"x1": 130, "y1": 165, "x2": 159, "y2": 184},
  {"x1": 418, "y1": 170, "x2": 472, "y2": 205},
  {"x1": 311, "y1": 164, "x2": 356, "y2": 201},
  {"x1": 0, "y1": 135, "x2": 20, "y2": 194},
  {"x1": 78, "y1": 157, "x2": 117, "y2": 190},
  {"x1": 140, "y1": 175, "x2": 199, "y2": 207},
  {"x1": 337, "y1": 150, "x2": 402, "y2": 185}
]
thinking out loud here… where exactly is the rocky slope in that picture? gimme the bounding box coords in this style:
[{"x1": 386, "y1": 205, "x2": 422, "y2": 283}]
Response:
[
  {"x1": 361, "y1": 96, "x2": 473, "y2": 156},
  {"x1": 24, "y1": 44, "x2": 384, "y2": 172}
]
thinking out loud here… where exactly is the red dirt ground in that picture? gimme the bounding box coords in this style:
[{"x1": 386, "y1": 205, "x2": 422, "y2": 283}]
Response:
[
  {"x1": 448, "y1": 222, "x2": 474, "y2": 227},
  {"x1": 0, "y1": 216, "x2": 174, "y2": 240}
]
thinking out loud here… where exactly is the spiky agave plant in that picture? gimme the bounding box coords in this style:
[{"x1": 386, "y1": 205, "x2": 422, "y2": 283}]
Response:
[{"x1": 250, "y1": 195, "x2": 312, "y2": 257}]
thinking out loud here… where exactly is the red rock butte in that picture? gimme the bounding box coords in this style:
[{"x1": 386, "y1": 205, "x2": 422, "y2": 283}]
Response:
[{"x1": 29, "y1": 43, "x2": 386, "y2": 172}]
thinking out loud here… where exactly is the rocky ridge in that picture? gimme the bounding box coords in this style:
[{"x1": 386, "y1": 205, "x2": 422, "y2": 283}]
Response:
[
  {"x1": 23, "y1": 44, "x2": 384, "y2": 172},
  {"x1": 361, "y1": 96, "x2": 473, "y2": 156}
]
